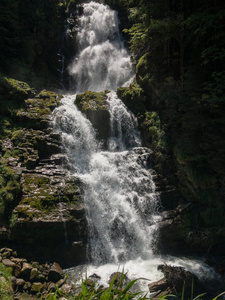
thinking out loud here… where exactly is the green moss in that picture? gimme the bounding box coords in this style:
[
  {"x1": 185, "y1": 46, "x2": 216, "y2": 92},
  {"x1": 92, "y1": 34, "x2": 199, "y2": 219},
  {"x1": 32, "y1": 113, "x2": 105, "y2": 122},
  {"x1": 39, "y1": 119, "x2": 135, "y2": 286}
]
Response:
[
  {"x1": 11, "y1": 130, "x2": 25, "y2": 146},
  {"x1": 117, "y1": 81, "x2": 146, "y2": 115},
  {"x1": 21, "y1": 197, "x2": 57, "y2": 213},
  {"x1": 0, "y1": 159, "x2": 21, "y2": 221},
  {"x1": 75, "y1": 91, "x2": 108, "y2": 112},
  {"x1": 23, "y1": 174, "x2": 50, "y2": 187},
  {"x1": 36, "y1": 90, "x2": 56, "y2": 99},
  {"x1": 0, "y1": 75, "x2": 36, "y2": 102},
  {"x1": 0, "y1": 263, "x2": 13, "y2": 300},
  {"x1": 14, "y1": 89, "x2": 59, "y2": 131},
  {"x1": 21, "y1": 174, "x2": 81, "y2": 213}
]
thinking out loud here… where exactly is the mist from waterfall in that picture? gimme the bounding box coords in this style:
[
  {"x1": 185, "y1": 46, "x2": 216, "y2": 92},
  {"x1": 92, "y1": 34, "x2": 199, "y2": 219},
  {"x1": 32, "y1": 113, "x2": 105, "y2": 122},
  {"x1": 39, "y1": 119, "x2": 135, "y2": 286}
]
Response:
[{"x1": 52, "y1": 1, "x2": 219, "y2": 294}]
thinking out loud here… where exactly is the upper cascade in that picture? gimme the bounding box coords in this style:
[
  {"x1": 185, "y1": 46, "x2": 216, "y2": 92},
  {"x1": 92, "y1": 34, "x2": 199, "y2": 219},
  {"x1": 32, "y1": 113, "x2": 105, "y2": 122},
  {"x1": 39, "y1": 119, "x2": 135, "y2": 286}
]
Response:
[{"x1": 69, "y1": 1, "x2": 134, "y2": 93}]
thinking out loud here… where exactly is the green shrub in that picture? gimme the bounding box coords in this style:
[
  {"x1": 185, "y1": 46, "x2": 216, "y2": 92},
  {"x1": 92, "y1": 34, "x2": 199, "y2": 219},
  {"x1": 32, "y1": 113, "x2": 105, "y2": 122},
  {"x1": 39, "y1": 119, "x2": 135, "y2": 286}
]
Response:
[
  {"x1": 0, "y1": 159, "x2": 21, "y2": 221},
  {"x1": 0, "y1": 263, "x2": 13, "y2": 300},
  {"x1": 117, "y1": 81, "x2": 146, "y2": 115}
]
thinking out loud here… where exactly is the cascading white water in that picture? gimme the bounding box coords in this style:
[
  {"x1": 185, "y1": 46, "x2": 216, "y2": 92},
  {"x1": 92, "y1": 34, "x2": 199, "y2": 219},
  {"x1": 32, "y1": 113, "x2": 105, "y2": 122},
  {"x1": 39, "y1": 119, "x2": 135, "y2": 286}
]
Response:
[
  {"x1": 52, "y1": 1, "x2": 219, "y2": 294},
  {"x1": 69, "y1": 1, "x2": 134, "y2": 92},
  {"x1": 52, "y1": 91, "x2": 160, "y2": 265}
]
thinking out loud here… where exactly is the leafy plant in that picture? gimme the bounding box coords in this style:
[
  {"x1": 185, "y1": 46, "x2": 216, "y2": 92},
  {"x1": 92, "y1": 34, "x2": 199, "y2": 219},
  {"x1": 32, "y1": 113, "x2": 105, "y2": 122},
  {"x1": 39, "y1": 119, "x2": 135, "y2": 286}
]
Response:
[{"x1": 43, "y1": 272, "x2": 149, "y2": 300}]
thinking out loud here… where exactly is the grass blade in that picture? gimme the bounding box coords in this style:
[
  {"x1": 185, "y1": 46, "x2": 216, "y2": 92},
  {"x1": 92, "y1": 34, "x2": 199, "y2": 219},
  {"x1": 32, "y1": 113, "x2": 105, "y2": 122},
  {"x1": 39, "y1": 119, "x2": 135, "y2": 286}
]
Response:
[
  {"x1": 212, "y1": 291, "x2": 225, "y2": 300},
  {"x1": 193, "y1": 292, "x2": 207, "y2": 299}
]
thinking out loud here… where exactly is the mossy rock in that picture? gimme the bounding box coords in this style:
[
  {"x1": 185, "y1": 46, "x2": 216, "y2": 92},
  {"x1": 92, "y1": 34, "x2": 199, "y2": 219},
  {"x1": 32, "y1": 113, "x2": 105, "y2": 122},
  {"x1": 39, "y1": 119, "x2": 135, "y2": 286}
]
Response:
[
  {"x1": 75, "y1": 90, "x2": 108, "y2": 113},
  {"x1": 75, "y1": 91, "x2": 111, "y2": 143},
  {"x1": 117, "y1": 81, "x2": 146, "y2": 115},
  {"x1": 0, "y1": 75, "x2": 36, "y2": 102},
  {"x1": 15, "y1": 90, "x2": 59, "y2": 129},
  {"x1": 20, "y1": 173, "x2": 82, "y2": 214}
]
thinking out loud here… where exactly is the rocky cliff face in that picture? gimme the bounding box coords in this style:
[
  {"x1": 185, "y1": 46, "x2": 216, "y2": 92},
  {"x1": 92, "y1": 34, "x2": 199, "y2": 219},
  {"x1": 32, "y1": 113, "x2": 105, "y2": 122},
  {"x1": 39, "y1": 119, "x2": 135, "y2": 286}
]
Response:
[{"x1": 0, "y1": 77, "x2": 87, "y2": 267}]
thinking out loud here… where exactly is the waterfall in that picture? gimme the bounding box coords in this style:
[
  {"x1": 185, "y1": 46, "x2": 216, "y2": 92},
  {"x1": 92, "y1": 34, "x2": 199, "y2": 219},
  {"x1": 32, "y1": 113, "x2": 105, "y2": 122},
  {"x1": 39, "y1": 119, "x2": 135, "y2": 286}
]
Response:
[
  {"x1": 52, "y1": 1, "x2": 218, "y2": 294},
  {"x1": 68, "y1": 1, "x2": 134, "y2": 93}
]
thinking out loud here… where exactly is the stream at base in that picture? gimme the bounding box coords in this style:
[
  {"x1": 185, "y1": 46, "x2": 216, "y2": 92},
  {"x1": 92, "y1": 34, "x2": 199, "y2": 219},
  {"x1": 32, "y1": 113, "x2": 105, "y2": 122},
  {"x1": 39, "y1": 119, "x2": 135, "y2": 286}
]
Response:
[{"x1": 64, "y1": 256, "x2": 220, "y2": 296}]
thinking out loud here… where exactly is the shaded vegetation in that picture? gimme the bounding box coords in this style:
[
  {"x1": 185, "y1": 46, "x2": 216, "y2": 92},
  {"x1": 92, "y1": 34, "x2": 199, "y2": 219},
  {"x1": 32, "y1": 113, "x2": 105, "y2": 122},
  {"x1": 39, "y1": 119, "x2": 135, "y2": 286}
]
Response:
[
  {"x1": 0, "y1": 263, "x2": 13, "y2": 300},
  {"x1": 0, "y1": 0, "x2": 79, "y2": 88},
  {"x1": 107, "y1": 0, "x2": 225, "y2": 254},
  {"x1": 117, "y1": 81, "x2": 146, "y2": 115}
]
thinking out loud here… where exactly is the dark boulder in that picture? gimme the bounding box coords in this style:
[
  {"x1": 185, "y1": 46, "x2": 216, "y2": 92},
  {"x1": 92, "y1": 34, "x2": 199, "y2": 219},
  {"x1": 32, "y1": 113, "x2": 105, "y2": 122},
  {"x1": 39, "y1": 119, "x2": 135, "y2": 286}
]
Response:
[{"x1": 48, "y1": 262, "x2": 64, "y2": 282}]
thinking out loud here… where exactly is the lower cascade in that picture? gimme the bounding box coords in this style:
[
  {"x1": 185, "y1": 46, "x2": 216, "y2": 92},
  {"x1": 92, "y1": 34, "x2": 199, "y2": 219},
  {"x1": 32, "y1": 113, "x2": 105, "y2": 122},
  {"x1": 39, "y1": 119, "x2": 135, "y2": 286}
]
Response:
[
  {"x1": 52, "y1": 92, "x2": 217, "y2": 293},
  {"x1": 51, "y1": 0, "x2": 220, "y2": 295}
]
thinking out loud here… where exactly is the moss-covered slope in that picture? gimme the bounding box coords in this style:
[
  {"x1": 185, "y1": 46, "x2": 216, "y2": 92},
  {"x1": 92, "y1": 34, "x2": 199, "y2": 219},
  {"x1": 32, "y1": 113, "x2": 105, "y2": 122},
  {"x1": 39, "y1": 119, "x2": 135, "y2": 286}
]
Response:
[{"x1": 0, "y1": 76, "x2": 87, "y2": 266}]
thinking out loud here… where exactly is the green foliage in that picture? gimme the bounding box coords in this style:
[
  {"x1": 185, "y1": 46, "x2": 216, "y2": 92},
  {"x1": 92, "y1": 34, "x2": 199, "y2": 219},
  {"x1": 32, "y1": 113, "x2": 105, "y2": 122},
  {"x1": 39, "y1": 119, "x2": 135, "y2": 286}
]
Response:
[
  {"x1": 143, "y1": 111, "x2": 165, "y2": 152},
  {"x1": 43, "y1": 272, "x2": 148, "y2": 300},
  {"x1": 117, "y1": 82, "x2": 146, "y2": 115},
  {"x1": 0, "y1": 263, "x2": 14, "y2": 300},
  {"x1": 0, "y1": 159, "x2": 21, "y2": 221}
]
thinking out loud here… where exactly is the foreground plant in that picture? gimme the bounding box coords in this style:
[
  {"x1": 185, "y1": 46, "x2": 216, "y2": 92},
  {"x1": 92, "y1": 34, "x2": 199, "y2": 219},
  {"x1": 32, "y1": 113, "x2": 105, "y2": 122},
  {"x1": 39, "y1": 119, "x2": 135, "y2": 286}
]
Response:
[{"x1": 42, "y1": 272, "x2": 148, "y2": 300}]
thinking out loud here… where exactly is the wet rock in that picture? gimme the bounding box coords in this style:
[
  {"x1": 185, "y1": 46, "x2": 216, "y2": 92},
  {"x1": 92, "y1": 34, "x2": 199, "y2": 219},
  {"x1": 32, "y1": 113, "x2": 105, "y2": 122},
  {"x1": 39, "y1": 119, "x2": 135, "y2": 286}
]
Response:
[
  {"x1": 88, "y1": 273, "x2": 101, "y2": 284},
  {"x1": 11, "y1": 258, "x2": 24, "y2": 265},
  {"x1": 21, "y1": 262, "x2": 32, "y2": 279},
  {"x1": 10, "y1": 276, "x2": 17, "y2": 288},
  {"x1": 30, "y1": 268, "x2": 39, "y2": 281},
  {"x1": 23, "y1": 281, "x2": 32, "y2": 291},
  {"x1": 16, "y1": 278, "x2": 25, "y2": 287},
  {"x1": 75, "y1": 91, "x2": 110, "y2": 143},
  {"x1": 86, "y1": 109, "x2": 110, "y2": 142},
  {"x1": 157, "y1": 204, "x2": 195, "y2": 254},
  {"x1": 2, "y1": 259, "x2": 16, "y2": 268},
  {"x1": 2, "y1": 251, "x2": 11, "y2": 258},
  {"x1": 0, "y1": 84, "x2": 87, "y2": 267},
  {"x1": 31, "y1": 262, "x2": 39, "y2": 268},
  {"x1": 48, "y1": 282, "x2": 56, "y2": 292},
  {"x1": 16, "y1": 278, "x2": 26, "y2": 292},
  {"x1": 0, "y1": 247, "x2": 13, "y2": 255},
  {"x1": 14, "y1": 265, "x2": 22, "y2": 277},
  {"x1": 56, "y1": 278, "x2": 65, "y2": 288},
  {"x1": 108, "y1": 272, "x2": 129, "y2": 287},
  {"x1": 86, "y1": 278, "x2": 95, "y2": 286},
  {"x1": 60, "y1": 283, "x2": 72, "y2": 294},
  {"x1": 156, "y1": 264, "x2": 207, "y2": 298},
  {"x1": 148, "y1": 277, "x2": 168, "y2": 292},
  {"x1": 48, "y1": 262, "x2": 64, "y2": 282},
  {"x1": 31, "y1": 282, "x2": 43, "y2": 293},
  {"x1": 37, "y1": 273, "x2": 46, "y2": 283}
]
